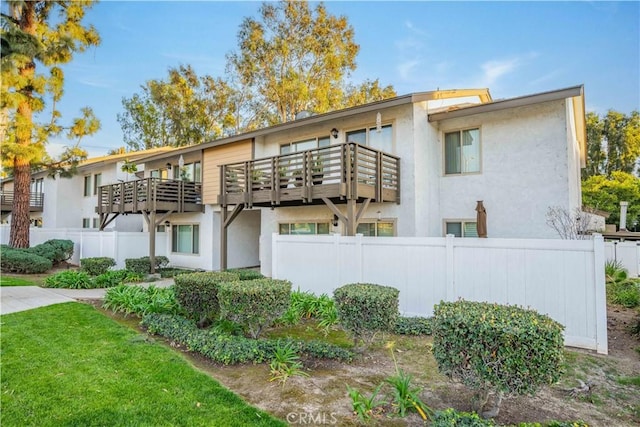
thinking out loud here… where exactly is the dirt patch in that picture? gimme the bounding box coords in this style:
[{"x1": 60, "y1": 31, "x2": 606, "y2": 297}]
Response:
[{"x1": 95, "y1": 303, "x2": 640, "y2": 426}]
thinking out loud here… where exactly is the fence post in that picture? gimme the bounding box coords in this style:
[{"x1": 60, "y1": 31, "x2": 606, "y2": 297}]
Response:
[
  {"x1": 445, "y1": 234, "x2": 455, "y2": 301},
  {"x1": 593, "y1": 234, "x2": 608, "y2": 354}
]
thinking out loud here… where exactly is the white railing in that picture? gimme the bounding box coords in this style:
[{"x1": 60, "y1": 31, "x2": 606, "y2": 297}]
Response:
[
  {"x1": 0, "y1": 226, "x2": 167, "y2": 269},
  {"x1": 270, "y1": 233, "x2": 608, "y2": 354}
]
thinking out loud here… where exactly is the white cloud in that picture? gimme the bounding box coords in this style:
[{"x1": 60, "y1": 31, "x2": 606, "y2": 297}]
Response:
[
  {"x1": 397, "y1": 60, "x2": 420, "y2": 81},
  {"x1": 481, "y1": 58, "x2": 520, "y2": 85}
]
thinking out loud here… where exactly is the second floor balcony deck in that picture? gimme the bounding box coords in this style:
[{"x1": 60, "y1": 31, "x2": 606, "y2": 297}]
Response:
[
  {"x1": 218, "y1": 142, "x2": 400, "y2": 208},
  {"x1": 96, "y1": 178, "x2": 203, "y2": 215},
  {"x1": 1, "y1": 192, "x2": 44, "y2": 213}
]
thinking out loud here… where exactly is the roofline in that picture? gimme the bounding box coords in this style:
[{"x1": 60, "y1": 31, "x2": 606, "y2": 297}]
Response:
[
  {"x1": 140, "y1": 88, "x2": 492, "y2": 162},
  {"x1": 428, "y1": 85, "x2": 584, "y2": 122}
]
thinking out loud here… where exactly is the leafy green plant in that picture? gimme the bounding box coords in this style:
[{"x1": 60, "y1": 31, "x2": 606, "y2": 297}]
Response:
[
  {"x1": 0, "y1": 246, "x2": 52, "y2": 273},
  {"x1": 124, "y1": 256, "x2": 169, "y2": 275},
  {"x1": 432, "y1": 301, "x2": 564, "y2": 417},
  {"x1": 385, "y1": 342, "x2": 432, "y2": 420},
  {"x1": 28, "y1": 239, "x2": 74, "y2": 264},
  {"x1": 43, "y1": 270, "x2": 94, "y2": 289},
  {"x1": 94, "y1": 270, "x2": 143, "y2": 288},
  {"x1": 394, "y1": 316, "x2": 433, "y2": 336},
  {"x1": 269, "y1": 342, "x2": 309, "y2": 386},
  {"x1": 225, "y1": 268, "x2": 265, "y2": 281},
  {"x1": 430, "y1": 408, "x2": 494, "y2": 426},
  {"x1": 605, "y1": 261, "x2": 640, "y2": 308},
  {"x1": 346, "y1": 383, "x2": 387, "y2": 423},
  {"x1": 103, "y1": 284, "x2": 182, "y2": 316},
  {"x1": 173, "y1": 271, "x2": 240, "y2": 326},
  {"x1": 218, "y1": 278, "x2": 291, "y2": 339},
  {"x1": 334, "y1": 283, "x2": 399, "y2": 345},
  {"x1": 80, "y1": 257, "x2": 116, "y2": 276}
]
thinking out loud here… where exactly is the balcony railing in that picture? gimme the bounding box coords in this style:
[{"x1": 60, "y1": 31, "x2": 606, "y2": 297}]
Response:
[
  {"x1": 0, "y1": 191, "x2": 44, "y2": 212},
  {"x1": 97, "y1": 178, "x2": 202, "y2": 215},
  {"x1": 219, "y1": 142, "x2": 400, "y2": 207}
]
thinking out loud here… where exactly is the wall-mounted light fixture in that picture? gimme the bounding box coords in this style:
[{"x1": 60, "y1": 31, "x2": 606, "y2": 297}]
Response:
[
  {"x1": 330, "y1": 128, "x2": 339, "y2": 139},
  {"x1": 332, "y1": 214, "x2": 339, "y2": 227},
  {"x1": 164, "y1": 220, "x2": 171, "y2": 227},
  {"x1": 376, "y1": 210, "x2": 382, "y2": 221},
  {"x1": 166, "y1": 163, "x2": 172, "y2": 170}
]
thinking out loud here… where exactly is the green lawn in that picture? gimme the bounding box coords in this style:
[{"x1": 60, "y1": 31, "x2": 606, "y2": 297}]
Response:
[
  {"x1": 0, "y1": 276, "x2": 38, "y2": 286},
  {"x1": 0, "y1": 303, "x2": 286, "y2": 427}
]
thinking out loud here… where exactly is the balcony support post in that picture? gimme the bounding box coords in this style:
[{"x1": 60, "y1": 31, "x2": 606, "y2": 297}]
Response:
[{"x1": 220, "y1": 204, "x2": 244, "y2": 271}]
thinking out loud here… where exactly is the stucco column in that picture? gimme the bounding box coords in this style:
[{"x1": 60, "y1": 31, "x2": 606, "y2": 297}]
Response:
[{"x1": 619, "y1": 201, "x2": 629, "y2": 231}]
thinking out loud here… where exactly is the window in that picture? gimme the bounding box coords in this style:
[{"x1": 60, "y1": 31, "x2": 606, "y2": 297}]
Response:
[
  {"x1": 444, "y1": 128, "x2": 480, "y2": 174},
  {"x1": 92, "y1": 218, "x2": 99, "y2": 229},
  {"x1": 445, "y1": 221, "x2": 478, "y2": 237},
  {"x1": 83, "y1": 176, "x2": 91, "y2": 197},
  {"x1": 82, "y1": 218, "x2": 91, "y2": 228},
  {"x1": 93, "y1": 174, "x2": 102, "y2": 195},
  {"x1": 279, "y1": 222, "x2": 330, "y2": 235},
  {"x1": 151, "y1": 168, "x2": 169, "y2": 179},
  {"x1": 356, "y1": 221, "x2": 396, "y2": 237},
  {"x1": 280, "y1": 136, "x2": 330, "y2": 155},
  {"x1": 346, "y1": 124, "x2": 393, "y2": 152},
  {"x1": 156, "y1": 224, "x2": 166, "y2": 233},
  {"x1": 174, "y1": 161, "x2": 201, "y2": 182},
  {"x1": 30, "y1": 178, "x2": 43, "y2": 194},
  {"x1": 172, "y1": 224, "x2": 199, "y2": 254}
]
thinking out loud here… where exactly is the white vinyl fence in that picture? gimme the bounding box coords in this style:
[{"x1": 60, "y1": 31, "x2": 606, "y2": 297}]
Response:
[
  {"x1": 604, "y1": 241, "x2": 640, "y2": 277},
  {"x1": 271, "y1": 233, "x2": 608, "y2": 354},
  {"x1": 0, "y1": 226, "x2": 167, "y2": 269}
]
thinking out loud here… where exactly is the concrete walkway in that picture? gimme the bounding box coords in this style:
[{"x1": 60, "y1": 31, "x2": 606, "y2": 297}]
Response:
[{"x1": 0, "y1": 279, "x2": 174, "y2": 316}]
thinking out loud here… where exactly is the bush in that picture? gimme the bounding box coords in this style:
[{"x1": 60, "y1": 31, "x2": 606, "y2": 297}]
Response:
[
  {"x1": 276, "y1": 290, "x2": 337, "y2": 326},
  {"x1": 94, "y1": 270, "x2": 144, "y2": 288},
  {"x1": 225, "y1": 268, "x2": 264, "y2": 281},
  {"x1": 141, "y1": 313, "x2": 353, "y2": 365},
  {"x1": 80, "y1": 257, "x2": 116, "y2": 276},
  {"x1": 28, "y1": 239, "x2": 74, "y2": 264},
  {"x1": 394, "y1": 316, "x2": 433, "y2": 336},
  {"x1": 43, "y1": 270, "x2": 94, "y2": 289},
  {"x1": 173, "y1": 271, "x2": 240, "y2": 325},
  {"x1": 0, "y1": 246, "x2": 52, "y2": 274},
  {"x1": 158, "y1": 267, "x2": 198, "y2": 278},
  {"x1": 124, "y1": 256, "x2": 169, "y2": 275},
  {"x1": 333, "y1": 283, "x2": 399, "y2": 343},
  {"x1": 432, "y1": 300, "x2": 564, "y2": 405},
  {"x1": 605, "y1": 262, "x2": 640, "y2": 308},
  {"x1": 218, "y1": 278, "x2": 292, "y2": 339},
  {"x1": 431, "y1": 409, "x2": 494, "y2": 426},
  {"x1": 103, "y1": 284, "x2": 182, "y2": 316}
]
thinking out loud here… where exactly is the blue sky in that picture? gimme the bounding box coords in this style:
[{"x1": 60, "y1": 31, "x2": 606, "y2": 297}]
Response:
[{"x1": 41, "y1": 0, "x2": 640, "y2": 158}]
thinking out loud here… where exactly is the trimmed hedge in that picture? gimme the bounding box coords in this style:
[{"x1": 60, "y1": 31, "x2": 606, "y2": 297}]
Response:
[
  {"x1": 80, "y1": 257, "x2": 116, "y2": 276},
  {"x1": 173, "y1": 271, "x2": 241, "y2": 325},
  {"x1": 432, "y1": 300, "x2": 565, "y2": 397},
  {"x1": 0, "y1": 246, "x2": 52, "y2": 273},
  {"x1": 141, "y1": 313, "x2": 353, "y2": 365},
  {"x1": 334, "y1": 283, "x2": 399, "y2": 342},
  {"x1": 28, "y1": 239, "x2": 74, "y2": 264},
  {"x1": 124, "y1": 256, "x2": 169, "y2": 275},
  {"x1": 218, "y1": 278, "x2": 292, "y2": 339},
  {"x1": 394, "y1": 316, "x2": 433, "y2": 336},
  {"x1": 224, "y1": 268, "x2": 264, "y2": 281}
]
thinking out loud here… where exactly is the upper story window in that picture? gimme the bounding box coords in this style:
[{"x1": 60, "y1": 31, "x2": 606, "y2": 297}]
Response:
[
  {"x1": 346, "y1": 124, "x2": 393, "y2": 153},
  {"x1": 83, "y1": 176, "x2": 91, "y2": 197},
  {"x1": 150, "y1": 168, "x2": 169, "y2": 179},
  {"x1": 445, "y1": 220, "x2": 478, "y2": 237},
  {"x1": 444, "y1": 128, "x2": 480, "y2": 175},
  {"x1": 30, "y1": 178, "x2": 43, "y2": 194},
  {"x1": 279, "y1": 222, "x2": 330, "y2": 235},
  {"x1": 174, "y1": 161, "x2": 201, "y2": 182},
  {"x1": 280, "y1": 136, "x2": 330, "y2": 155},
  {"x1": 356, "y1": 220, "x2": 396, "y2": 237},
  {"x1": 93, "y1": 173, "x2": 102, "y2": 195}
]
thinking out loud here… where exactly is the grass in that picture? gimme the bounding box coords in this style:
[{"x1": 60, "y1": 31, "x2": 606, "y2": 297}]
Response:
[
  {"x1": 0, "y1": 303, "x2": 286, "y2": 427},
  {"x1": 0, "y1": 276, "x2": 39, "y2": 286}
]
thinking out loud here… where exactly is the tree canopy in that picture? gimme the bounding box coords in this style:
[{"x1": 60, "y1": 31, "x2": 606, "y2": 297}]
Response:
[
  {"x1": 582, "y1": 171, "x2": 640, "y2": 231},
  {"x1": 118, "y1": 0, "x2": 396, "y2": 150},
  {"x1": 1, "y1": 0, "x2": 101, "y2": 247}
]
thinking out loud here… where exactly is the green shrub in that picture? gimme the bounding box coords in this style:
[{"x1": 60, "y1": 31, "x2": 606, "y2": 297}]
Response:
[
  {"x1": 29, "y1": 239, "x2": 74, "y2": 264},
  {"x1": 432, "y1": 300, "x2": 564, "y2": 399},
  {"x1": 80, "y1": 257, "x2": 116, "y2": 276},
  {"x1": 218, "y1": 278, "x2": 292, "y2": 339},
  {"x1": 333, "y1": 283, "x2": 399, "y2": 343},
  {"x1": 173, "y1": 271, "x2": 240, "y2": 325},
  {"x1": 141, "y1": 313, "x2": 353, "y2": 365},
  {"x1": 225, "y1": 268, "x2": 264, "y2": 281},
  {"x1": 394, "y1": 316, "x2": 433, "y2": 336},
  {"x1": 158, "y1": 267, "x2": 198, "y2": 278},
  {"x1": 94, "y1": 270, "x2": 143, "y2": 288},
  {"x1": 605, "y1": 263, "x2": 640, "y2": 308},
  {"x1": 431, "y1": 409, "x2": 494, "y2": 426},
  {"x1": 43, "y1": 270, "x2": 94, "y2": 289},
  {"x1": 103, "y1": 284, "x2": 182, "y2": 316},
  {"x1": 124, "y1": 256, "x2": 169, "y2": 275},
  {"x1": 276, "y1": 289, "x2": 337, "y2": 326},
  {"x1": 0, "y1": 246, "x2": 52, "y2": 273}
]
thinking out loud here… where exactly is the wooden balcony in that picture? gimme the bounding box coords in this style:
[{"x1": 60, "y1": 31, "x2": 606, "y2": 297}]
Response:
[
  {"x1": 97, "y1": 178, "x2": 203, "y2": 216},
  {"x1": 0, "y1": 192, "x2": 44, "y2": 213},
  {"x1": 218, "y1": 143, "x2": 400, "y2": 208}
]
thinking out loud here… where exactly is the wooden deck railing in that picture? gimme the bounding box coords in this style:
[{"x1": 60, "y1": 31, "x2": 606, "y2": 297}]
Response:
[
  {"x1": 219, "y1": 142, "x2": 400, "y2": 207},
  {"x1": 97, "y1": 178, "x2": 202, "y2": 214},
  {"x1": 0, "y1": 191, "x2": 44, "y2": 211}
]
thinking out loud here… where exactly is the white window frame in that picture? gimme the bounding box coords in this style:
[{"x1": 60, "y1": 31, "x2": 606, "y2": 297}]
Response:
[
  {"x1": 171, "y1": 224, "x2": 200, "y2": 254},
  {"x1": 279, "y1": 221, "x2": 331, "y2": 235},
  {"x1": 280, "y1": 136, "x2": 331, "y2": 155},
  {"x1": 93, "y1": 173, "x2": 102, "y2": 195},
  {"x1": 82, "y1": 218, "x2": 91, "y2": 229},
  {"x1": 83, "y1": 175, "x2": 92, "y2": 197},
  {"x1": 345, "y1": 123, "x2": 394, "y2": 153},
  {"x1": 444, "y1": 220, "x2": 478, "y2": 238},
  {"x1": 355, "y1": 218, "x2": 397, "y2": 237},
  {"x1": 443, "y1": 127, "x2": 482, "y2": 175},
  {"x1": 173, "y1": 161, "x2": 201, "y2": 182}
]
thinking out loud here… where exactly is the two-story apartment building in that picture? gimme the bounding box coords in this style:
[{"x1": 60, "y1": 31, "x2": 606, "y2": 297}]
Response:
[{"x1": 96, "y1": 85, "x2": 585, "y2": 274}]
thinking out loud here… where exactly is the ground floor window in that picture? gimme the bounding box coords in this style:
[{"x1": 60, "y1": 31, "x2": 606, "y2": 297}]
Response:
[
  {"x1": 279, "y1": 222, "x2": 330, "y2": 235},
  {"x1": 82, "y1": 218, "x2": 91, "y2": 229},
  {"x1": 356, "y1": 220, "x2": 395, "y2": 236},
  {"x1": 445, "y1": 221, "x2": 478, "y2": 237},
  {"x1": 172, "y1": 224, "x2": 199, "y2": 254}
]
